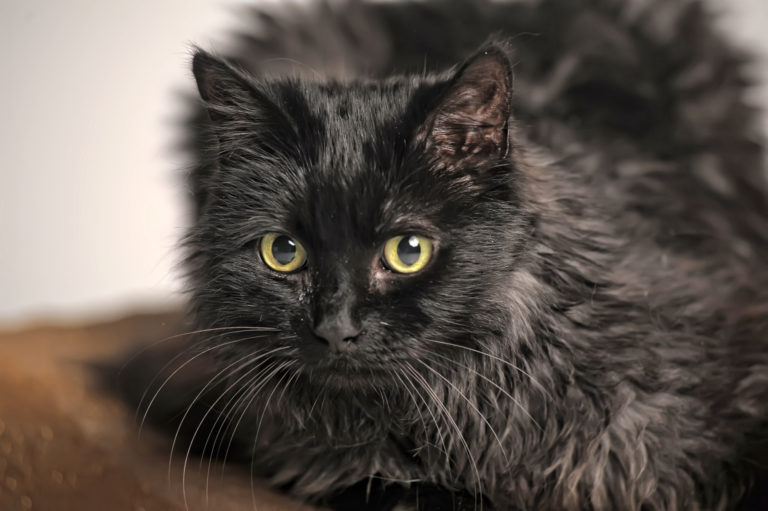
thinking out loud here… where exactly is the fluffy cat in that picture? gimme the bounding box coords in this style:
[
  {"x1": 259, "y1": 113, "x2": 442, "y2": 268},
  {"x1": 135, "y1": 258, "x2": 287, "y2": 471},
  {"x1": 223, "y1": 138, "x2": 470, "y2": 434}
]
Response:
[{"x1": 135, "y1": 0, "x2": 768, "y2": 509}]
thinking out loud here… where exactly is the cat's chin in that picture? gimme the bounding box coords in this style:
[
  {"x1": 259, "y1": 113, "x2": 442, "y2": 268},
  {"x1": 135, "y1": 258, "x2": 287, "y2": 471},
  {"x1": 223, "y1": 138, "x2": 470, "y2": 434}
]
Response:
[{"x1": 301, "y1": 356, "x2": 399, "y2": 391}]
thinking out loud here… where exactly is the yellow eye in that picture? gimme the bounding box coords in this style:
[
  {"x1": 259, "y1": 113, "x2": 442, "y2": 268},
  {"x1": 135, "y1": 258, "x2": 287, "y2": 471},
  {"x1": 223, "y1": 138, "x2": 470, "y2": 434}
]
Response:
[
  {"x1": 383, "y1": 235, "x2": 433, "y2": 274},
  {"x1": 260, "y1": 233, "x2": 307, "y2": 272}
]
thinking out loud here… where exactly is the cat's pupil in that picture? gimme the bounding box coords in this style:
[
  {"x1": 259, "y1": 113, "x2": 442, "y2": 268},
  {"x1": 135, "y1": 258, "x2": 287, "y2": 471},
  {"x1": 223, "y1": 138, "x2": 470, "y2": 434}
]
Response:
[
  {"x1": 398, "y1": 236, "x2": 421, "y2": 266},
  {"x1": 272, "y1": 236, "x2": 297, "y2": 264}
]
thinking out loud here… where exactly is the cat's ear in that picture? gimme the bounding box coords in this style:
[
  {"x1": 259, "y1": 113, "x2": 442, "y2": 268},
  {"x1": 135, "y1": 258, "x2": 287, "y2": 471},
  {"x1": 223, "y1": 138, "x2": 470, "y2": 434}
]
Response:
[
  {"x1": 417, "y1": 44, "x2": 513, "y2": 172},
  {"x1": 192, "y1": 49, "x2": 295, "y2": 149}
]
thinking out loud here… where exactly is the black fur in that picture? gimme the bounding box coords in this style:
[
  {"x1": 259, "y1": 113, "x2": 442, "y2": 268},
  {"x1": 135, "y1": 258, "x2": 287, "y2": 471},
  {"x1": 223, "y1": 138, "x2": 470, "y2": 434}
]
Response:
[{"x1": 146, "y1": 1, "x2": 768, "y2": 509}]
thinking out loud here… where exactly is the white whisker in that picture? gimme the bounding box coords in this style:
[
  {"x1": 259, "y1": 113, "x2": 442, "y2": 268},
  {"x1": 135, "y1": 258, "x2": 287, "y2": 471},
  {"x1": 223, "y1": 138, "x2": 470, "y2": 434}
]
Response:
[
  {"x1": 176, "y1": 346, "x2": 289, "y2": 509},
  {"x1": 420, "y1": 348, "x2": 543, "y2": 432},
  {"x1": 424, "y1": 338, "x2": 553, "y2": 400},
  {"x1": 405, "y1": 363, "x2": 484, "y2": 510},
  {"x1": 415, "y1": 358, "x2": 511, "y2": 466},
  {"x1": 139, "y1": 333, "x2": 274, "y2": 437}
]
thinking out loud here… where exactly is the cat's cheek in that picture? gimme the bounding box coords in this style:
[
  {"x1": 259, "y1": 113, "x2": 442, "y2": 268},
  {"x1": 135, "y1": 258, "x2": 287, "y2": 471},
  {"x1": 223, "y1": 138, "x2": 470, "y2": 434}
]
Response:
[
  {"x1": 254, "y1": 265, "x2": 311, "y2": 310},
  {"x1": 370, "y1": 266, "x2": 391, "y2": 293}
]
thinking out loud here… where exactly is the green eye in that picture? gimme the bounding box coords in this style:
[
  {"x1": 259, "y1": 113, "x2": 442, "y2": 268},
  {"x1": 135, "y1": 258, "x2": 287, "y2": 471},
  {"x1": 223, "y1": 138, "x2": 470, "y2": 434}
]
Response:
[
  {"x1": 260, "y1": 233, "x2": 307, "y2": 272},
  {"x1": 383, "y1": 235, "x2": 433, "y2": 274}
]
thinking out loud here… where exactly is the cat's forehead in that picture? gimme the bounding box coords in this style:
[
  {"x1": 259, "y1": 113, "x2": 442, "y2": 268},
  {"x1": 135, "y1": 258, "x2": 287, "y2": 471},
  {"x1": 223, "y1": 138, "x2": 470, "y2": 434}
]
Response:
[
  {"x1": 309, "y1": 79, "x2": 417, "y2": 119},
  {"x1": 303, "y1": 80, "x2": 418, "y2": 161},
  {"x1": 266, "y1": 79, "x2": 443, "y2": 249}
]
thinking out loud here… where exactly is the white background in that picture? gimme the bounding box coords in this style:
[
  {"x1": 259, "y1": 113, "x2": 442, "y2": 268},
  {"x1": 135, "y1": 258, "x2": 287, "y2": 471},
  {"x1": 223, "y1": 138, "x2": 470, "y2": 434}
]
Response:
[{"x1": 1, "y1": 0, "x2": 767, "y2": 325}]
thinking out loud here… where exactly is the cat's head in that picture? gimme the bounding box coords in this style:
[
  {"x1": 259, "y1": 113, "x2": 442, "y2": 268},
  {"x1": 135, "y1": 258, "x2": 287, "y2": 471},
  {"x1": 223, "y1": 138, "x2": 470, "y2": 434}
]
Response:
[{"x1": 186, "y1": 41, "x2": 535, "y2": 388}]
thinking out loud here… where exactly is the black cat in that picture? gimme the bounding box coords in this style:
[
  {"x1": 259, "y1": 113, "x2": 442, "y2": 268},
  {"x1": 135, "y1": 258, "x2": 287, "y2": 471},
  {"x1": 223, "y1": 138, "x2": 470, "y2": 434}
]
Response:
[{"x1": 134, "y1": 1, "x2": 768, "y2": 509}]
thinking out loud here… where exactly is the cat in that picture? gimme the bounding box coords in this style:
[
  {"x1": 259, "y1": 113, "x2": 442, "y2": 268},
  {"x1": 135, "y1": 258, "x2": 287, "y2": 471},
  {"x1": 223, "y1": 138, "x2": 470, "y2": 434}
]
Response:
[{"x1": 131, "y1": 0, "x2": 768, "y2": 509}]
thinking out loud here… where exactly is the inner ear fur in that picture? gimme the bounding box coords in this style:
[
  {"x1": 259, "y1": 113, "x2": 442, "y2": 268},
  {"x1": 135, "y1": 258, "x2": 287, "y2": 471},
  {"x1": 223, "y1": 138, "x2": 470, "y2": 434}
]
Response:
[{"x1": 418, "y1": 43, "x2": 514, "y2": 171}]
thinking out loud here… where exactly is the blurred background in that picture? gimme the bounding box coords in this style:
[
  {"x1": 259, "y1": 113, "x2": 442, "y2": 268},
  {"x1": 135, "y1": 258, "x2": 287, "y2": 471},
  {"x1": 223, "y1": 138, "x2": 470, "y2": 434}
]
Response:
[{"x1": 1, "y1": 0, "x2": 767, "y2": 326}]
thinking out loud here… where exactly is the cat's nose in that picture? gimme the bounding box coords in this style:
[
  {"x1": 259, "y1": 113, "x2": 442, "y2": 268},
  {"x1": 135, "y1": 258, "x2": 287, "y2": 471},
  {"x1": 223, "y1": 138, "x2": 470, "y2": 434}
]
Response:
[{"x1": 312, "y1": 315, "x2": 361, "y2": 353}]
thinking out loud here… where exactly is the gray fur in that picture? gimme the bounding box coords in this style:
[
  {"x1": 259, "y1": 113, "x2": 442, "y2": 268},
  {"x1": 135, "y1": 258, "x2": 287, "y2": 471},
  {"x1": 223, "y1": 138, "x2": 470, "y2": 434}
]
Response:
[{"x1": 175, "y1": 1, "x2": 768, "y2": 509}]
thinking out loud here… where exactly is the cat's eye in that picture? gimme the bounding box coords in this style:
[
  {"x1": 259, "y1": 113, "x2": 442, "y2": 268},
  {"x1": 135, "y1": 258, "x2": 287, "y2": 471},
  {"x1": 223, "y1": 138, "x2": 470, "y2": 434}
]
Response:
[
  {"x1": 382, "y1": 235, "x2": 433, "y2": 274},
  {"x1": 260, "y1": 233, "x2": 307, "y2": 273}
]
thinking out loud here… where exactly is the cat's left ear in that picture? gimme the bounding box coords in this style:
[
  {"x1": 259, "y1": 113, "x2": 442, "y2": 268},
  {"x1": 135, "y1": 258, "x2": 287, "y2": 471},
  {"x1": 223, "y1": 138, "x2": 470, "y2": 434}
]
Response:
[{"x1": 417, "y1": 43, "x2": 513, "y2": 171}]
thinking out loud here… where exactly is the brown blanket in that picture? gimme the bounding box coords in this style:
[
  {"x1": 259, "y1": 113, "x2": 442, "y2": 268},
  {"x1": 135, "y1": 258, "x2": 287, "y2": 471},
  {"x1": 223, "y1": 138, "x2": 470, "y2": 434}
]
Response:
[{"x1": 0, "y1": 311, "x2": 315, "y2": 511}]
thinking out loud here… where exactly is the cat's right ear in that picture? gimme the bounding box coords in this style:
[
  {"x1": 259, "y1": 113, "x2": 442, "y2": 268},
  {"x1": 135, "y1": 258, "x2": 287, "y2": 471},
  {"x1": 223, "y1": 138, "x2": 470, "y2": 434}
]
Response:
[
  {"x1": 192, "y1": 50, "x2": 295, "y2": 149},
  {"x1": 414, "y1": 43, "x2": 513, "y2": 176}
]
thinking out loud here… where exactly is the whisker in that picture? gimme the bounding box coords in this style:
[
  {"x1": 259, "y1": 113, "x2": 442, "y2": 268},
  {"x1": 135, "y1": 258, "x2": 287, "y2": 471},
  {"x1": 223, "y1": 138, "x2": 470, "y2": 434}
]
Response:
[
  {"x1": 211, "y1": 358, "x2": 292, "y2": 495},
  {"x1": 393, "y1": 369, "x2": 429, "y2": 437},
  {"x1": 306, "y1": 370, "x2": 325, "y2": 420},
  {"x1": 276, "y1": 366, "x2": 300, "y2": 408},
  {"x1": 203, "y1": 359, "x2": 283, "y2": 505},
  {"x1": 254, "y1": 361, "x2": 294, "y2": 443},
  {"x1": 419, "y1": 348, "x2": 543, "y2": 432},
  {"x1": 415, "y1": 358, "x2": 511, "y2": 466},
  {"x1": 200, "y1": 358, "x2": 277, "y2": 464},
  {"x1": 394, "y1": 368, "x2": 450, "y2": 461},
  {"x1": 250, "y1": 361, "x2": 295, "y2": 511},
  {"x1": 405, "y1": 363, "x2": 484, "y2": 510},
  {"x1": 177, "y1": 353, "x2": 262, "y2": 511},
  {"x1": 424, "y1": 338, "x2": 553, "y2": 400},
  {"x1": 134, "y1": 327, "x2": 271, "y2": 424},
  {"x1": 175, "y1": 346, "x2": 289, "y2": 509},
  {"x1": 119, "y1": 325, "x2": 281, "y2": 375},
  {"x1": 195, "y1": 356, "x2": 285, "y2": 499},
  {"x1": 137, "y1": 334, "x2": 276, "y2": 437},
  {"x1": 201, "y1": 376, "x2": 259, "y2": 506}
]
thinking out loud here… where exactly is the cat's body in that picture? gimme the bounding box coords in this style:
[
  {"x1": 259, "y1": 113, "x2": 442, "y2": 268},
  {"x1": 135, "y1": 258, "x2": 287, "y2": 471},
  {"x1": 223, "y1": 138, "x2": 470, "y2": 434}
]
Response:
[{"x1": 146, "y1": 1, "x2": 768, "y2": 509}]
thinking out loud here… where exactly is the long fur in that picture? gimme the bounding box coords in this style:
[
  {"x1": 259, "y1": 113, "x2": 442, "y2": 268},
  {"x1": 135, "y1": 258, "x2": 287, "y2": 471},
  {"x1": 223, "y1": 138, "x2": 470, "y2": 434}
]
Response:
[{"x1": 162, "y1": 1, "x2": 768, "y2": 509}]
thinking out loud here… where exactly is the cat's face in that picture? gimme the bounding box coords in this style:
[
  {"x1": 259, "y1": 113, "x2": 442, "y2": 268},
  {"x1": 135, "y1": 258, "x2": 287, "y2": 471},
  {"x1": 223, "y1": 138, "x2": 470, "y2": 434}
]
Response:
[{"x1": 187, "y1": 44, "x2": 533, "y2": 387}]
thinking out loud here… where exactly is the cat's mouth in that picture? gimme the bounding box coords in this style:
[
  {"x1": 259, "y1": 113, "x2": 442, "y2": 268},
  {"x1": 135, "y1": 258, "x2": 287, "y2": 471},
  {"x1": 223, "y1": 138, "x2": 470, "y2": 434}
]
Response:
[
  {"x1": 305, "y1": 350, "x2": 371, "y2": 373},
  {"x1": 304, "y1": 360, "x2": 395, "y2": 390},
  {"x1": 298, "y1": 348, "x2": 398, "y2": 388},
  {"x1": 289, "y1": 325, "x2": 402, "y2": 385}
]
